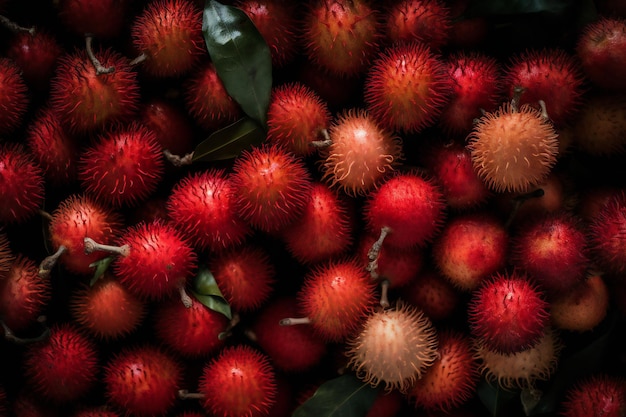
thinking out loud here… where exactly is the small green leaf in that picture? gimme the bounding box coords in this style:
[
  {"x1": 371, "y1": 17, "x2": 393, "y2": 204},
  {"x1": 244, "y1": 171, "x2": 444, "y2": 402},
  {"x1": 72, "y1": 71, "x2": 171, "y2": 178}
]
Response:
[
  {"x1": 477, "y1": 378, "x2": 519, "y2": 417},
  {"x1": 202, "y1": 0, "x2": 272, "y2": 127},
  {"x1": 89, "y1": 256, "x2": 113, "y2": 286},
  {"x1": 192, "y1": 266, "x2": 232, "y2": 320},
  {"x1": 191, "y1": 117, "x2": 265, "y2": 162},
  {"x1": 292, "y1": 373, "x2": 380, "y2": 417}
]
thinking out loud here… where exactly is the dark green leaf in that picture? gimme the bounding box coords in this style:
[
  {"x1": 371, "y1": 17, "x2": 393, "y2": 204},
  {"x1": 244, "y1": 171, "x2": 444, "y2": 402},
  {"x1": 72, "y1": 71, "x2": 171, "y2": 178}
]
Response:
[
  {"x1": 292, "y1": 373, "x2": 380, "y2": 417},
  {"x1": 191, "y1": 117, "x2": 265, "y2": 162},
  {"x1": 89, "y1": 256, "x2": 113, "y2": 286},
  {"x1": 192, "y1": 266, "x2": 232, "y2": 320},
  {"x1": 477, "y1": 378, "x2": 519, "y2": 417},
  {"x1": 202, "y1": 0, "x2": 272, "y2": 127}
]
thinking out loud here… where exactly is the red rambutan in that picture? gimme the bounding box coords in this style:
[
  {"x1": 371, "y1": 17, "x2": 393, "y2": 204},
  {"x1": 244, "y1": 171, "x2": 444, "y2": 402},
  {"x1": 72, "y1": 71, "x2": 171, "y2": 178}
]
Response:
[
  {"x1": 6, "y1": 29, "x2": 63, "y2": 92},
  {"x1": 572, "y1": 92, "x2": 626, "y2": 156},
  {"x1": 139, "y1": 98, "x2": 195, "y2": 156},
  {"x1": 404, "y1": 267, "x2": 461, "y2": 321},
  {"x1": 384, "y1": 0, "x2": 452, "y2": 49},
  {"x1": 0, "y1": 143, "x2": 44, "y2": 225},
  {"x1": 0, "y1": 57, "x2": 28, "y2": 134},
  {"x1": 57, "y1": 0, "x2": 131, "y2": 39},
  {"x1": 560, "y1": 373, "x2": 626, "y2": 417},
  {"x1": 550, "y1": 274, "x2": 609, "y2": 332},
  {"x1": 588, "y1": 190, "x2": 626, "y2": 274}
]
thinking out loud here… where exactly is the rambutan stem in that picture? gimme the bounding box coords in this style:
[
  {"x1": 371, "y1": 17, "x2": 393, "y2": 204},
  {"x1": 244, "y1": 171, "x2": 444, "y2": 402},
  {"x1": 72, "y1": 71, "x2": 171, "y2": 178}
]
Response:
[
  {"x1": 85, "y1": 34, "x2": 115, "y2": 75},
  {"x1": 2, "y1": 316, "x2": 50, "y2": 345},
  {"x1": 379, "y1": 279, "x2": 391, "y2": 308},
  {"x1": 38, "y1": 245, "x2": 66, "y2": 278},
  {"x1": 218, "y1": 313, "x2": 241, "y2": 340},
  {"x1": 511, "y1": 86, "x2": 527, "y2": 112},
  {"x1": 38, "y1": 209, "x2": 53, "y2": 221},
  {"x1": 310, "y1": 139, "x2": 333, "y2": 148},
  {"x1": 164, "y1": 150, "x2": 194, "y2": 167},
  {"x1": 0, "y1": 15, "x2": 35, "y2": 34},
  {"x1": 538, "y1": 100, "x2": 549, "y2": 121},
  {"x1": 83, "y1": 237, "x2": 130, "y2": 257},
  {"x1": 178, "y1": 284, "x2": 193, "y2": 308},
  {"x1": 129, "y1": 52, "x2": 147, "y2": 67},
  {"x1": 178, "y1": 389, "x2": 206, "y2": 400},
  {"x1": 279, "y1": 317, "x2": 311, "y2": 326},
  {"x1": 366, "y1": 226, "x2": 392, "y2": 279}
]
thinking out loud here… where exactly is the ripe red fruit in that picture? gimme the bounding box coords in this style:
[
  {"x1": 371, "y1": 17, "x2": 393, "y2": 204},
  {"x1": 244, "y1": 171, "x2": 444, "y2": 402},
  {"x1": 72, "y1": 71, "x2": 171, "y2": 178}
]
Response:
[
  {"x1": 364, "y1": 42, "x2": 452, "y2": 133},
  {"x1": 78, "y1": 122, "x2": 164, "y2": 207},
  {"x1": 588, "y1": 191, "x2": 626, "y2": 274},
  {"x1": 57, "y1": 0, "x2": 131, "y2": 39},
  {"x1": 0, "y1": 57, "x2": 28, "y2": 134},
  {"x1": 198, "y1": 345, "x2": 277, "y2": 417},
  {"x1": 0, "y1": 143, "x2": 45, "y2": 225},
  {"x1": 468, "y1": 271, "x2": 550, "y2": 354},
  {"x1": 439, "y1": 51, "x2": 502, "y2": 135},
  {"x1": 432, "y1": 211, "x2": 508, "y2": 291},
  {"x1": 139, "y1": 98, "x2": 195, "y2": 156},
  {"x1": 0, "y1": 254, "x2": 51, "y2": 332},
  {"x1": 131, "y1": 0, "x2": 205, "y2": 78},
  {"x1": 250, "y1": 296, "x2": 328, "y2": 372},
  {"x1": 166, "y1": 169, "x2": 252, "y2": 253},
  {"x1": 70, "y1": 274, "x2": 147, "y2": 340},
  {"x1": 209, "y1": 244, "x2": 275, "y2": 312},
  {"x1": 576, "y1": 17, "x2": 626, "y2": 91},
  {"x1": 404, "y1": 267, "x2": 461, "y2": 321},
  {"x1": 267, "y1": 82, "x2": 332, "y2": 156},
  {"x1": 572, "y1": 92, "x2": 626, "y2": 156},
  {"x1": 231, "y1": 144, "x2": 313, "y2": 233},
  {"x1": 363, "y1": 171, "x2": 447, "y2": 249},
  {"x1": 23, "y1": 323, "x2": 99, "y2": 403},
  {"x1": 510, "y1": 212, "x2": 589, "y2": 294},
  {"x1": 48, "y1": 194, "x2": 122, "y2": 276},
  {"x1": 320, "y1": 109, "x2": 403, "y2": 196},
  {"x1": 281, "y1": 182, "x2": 354, "y2": 265},
  {"x1": 154, "y1": 295, "x2": 228, "y2": 358},
  {"x1": 384, "y1": 0, "x2": 452, "y2": 49},
  {"x1": 302, "y1": 0, "x2": 381, "y2": 77},
  {"x1": 104, "y1": 345, "x2": 183, "y2": 416},
  {"x1": 50, "y1": 47, "x2": 140, "y2": 133},
  {"x1": 560, "y1": 374, "x2": 626, "y2": 417},
  {"x1": 345, "y1": 301, "x2": 439, "y2": 392},
  {"x1": 503, "y1": 48, "x2": 586, "y2": 127},
  {"x1": 550, "y1": 274, "x2": 609, "y2": 332}
]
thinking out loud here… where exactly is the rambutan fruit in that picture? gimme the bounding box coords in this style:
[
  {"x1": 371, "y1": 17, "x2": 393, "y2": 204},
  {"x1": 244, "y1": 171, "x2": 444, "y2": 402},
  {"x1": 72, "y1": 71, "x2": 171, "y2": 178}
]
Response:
[
  {"x1": 198, "y1": 345, "x2": 277, "y2": 417},
  {"x1": 467, "y1": 99, "x2": 560, "y2": 193},
  {"x1": 0, "y1": 143, "x2": 45, "y2": 225},
  {"x1": 572, "y1": 92, "x2": 626, "y2": 156},
  {"x1": 183, "y1": 60, "x2": 242, "y2": 131},
  {"x1": 432, "y1": 211, "x2": 508, "y2": 292},
  {"x1": 70, "y1": 273, "x2": 147, "y2": 340},
  {"x1": 473, "y1": 327, "x2": 563, "y2": 390},
  {"x1": 78, "y1": 122, "x2": 164, "y2": 208},
  {"x1": 85, "y1": 219, "x2": 197, "y2": 303},
  {"x1": 230, "y1": 143, "x2": 313, "y2": 233},
  {"x1": 0, "y1": 229, "x2": 12, "y2": 277},
  {"x1": 280, "y1": 181, "x2": 354, "y2": 265},
  {"x1": 208, "y1": 243, "x2": 275, "y2": 312},
  {"x1": 266, "y1": 82, "x2": 332, "y2": 157},
  {"x1": 550, "y1": 274, "x2": 609, "y2": 332},
  {"x1": 404, "y1": 267, "x2": 461, "y2": 321},
  {"x1": 166, "y1": 168, "x2": 252, "y2": 253},
  {"x1": 0, "y1": 254, "x2": 51, "y2": 332},
  {"x1": 235, "y1": 0, "x2": 300, "y2": 68},
  {"x1": 384, "y1": 0, "x2": 452, "y2": 50},
  {"x1": 364, "y1": 42, "x2": 452, "y2": 133},
  {"x1": 131, "y1": 0, "x2": 205, "y2": 78},
  {"x1": 0, "y1": 57, "x2": 28, "y2": 135},
  {"x1": 57, "y1": 0, "x2": 131, "y2": 39},
  {"x1": 576, "y1": 16, "x2": 626, "y2": 91},
  {"x1": 47, "y1": 194, "x2": 122, "y2": 276},
  {"x1": 510, "y1": 211, "x2": 589, "y2": 294},
  {"x1": 282, "y1": 258, "x2": 377, "y2": 342},
  {"x1": 139, "y1": 98, "x2": 195, "y2": 156},
  {"x1": 421, "y1": 140, "x2": 492, "y2": 210},
  {"x1": 302, "y1": 0, "x2": 382, "y2": 77},
  {"x1": 468, "y1": 270, "x2": 550, "y2": 354},
  {"x1": 502, "y1": 48, "x2": 586, "y2": 127},
  {"x1": 346, "y1": 301, "x2": 439, "y2": 392},
  {"x1": 439, "y1": 51, "x2": 502, "y2": 135},
  {"x1": 49, "y1": 47, "x2": 140, "y2": 133},
  {"x1": 407, "y1": 329, "x2": 479, "y2": 411},
  {"x1": 104, "y1": 345, "x2": 183, "y2": 416},
  {"x1": 560, "y1": 373, "x2": 626, "y2": 417},
  {"x1": 363, "y1": 170, "x2": 447, "y2": 250},
  {"x1": 6, "y1": 29, "x2": 63, "y2": 92},
  {"x1": 153, "y1": 294, "x2": 228, "y2": 358},
  {"x1": 250, "y1": 295, "x2": 328, "y2": 372},
  {"x1": 23, "y1": 323, "x2": 99, "y2": 403},
  {"x1": 447, "y1": 0, "x2": 488, "y2": 48},
  {"x1": 320, "y1": 108, "x2": 403, "y2": 196},
  {"x1": 588, "y1": 191, "x2": 626, "y2": 274},
  {"x1": 25, "y1": 106, "x2": 79, "y2": 185}
]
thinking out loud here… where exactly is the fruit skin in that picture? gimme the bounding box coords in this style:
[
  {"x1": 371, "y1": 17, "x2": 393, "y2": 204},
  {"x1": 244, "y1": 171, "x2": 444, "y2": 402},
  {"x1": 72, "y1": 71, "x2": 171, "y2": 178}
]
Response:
[
  {"x1": 364, "y1": 42, "x2": 452, "y2": 133},
  {"x1": 404, "y1": 267, "x2": 461, "y2": 321},
  {"x1": 559, "y1": 374, "x2": 626, "y2": 417},
  {"x1": 139, "y1": 98, "x2": 195, "y2": 156},
  {"x1": 550, "y1": 274, "x2": 609, "y2": 333},
  {"x1": 0, "y1": 230, "x2": 12, "y2": 277},
  {"x1": 103, "y1": 345, "x2": 183, "y2": 417},
  {"x1": 384, "y1": 0, "x2": 452, "y2": 50},
  {"x1": 131, "y1": 0, "x2": 206, "y2": 78},
  {"x1": 468, "y1": 271, "x2": 550, "y2": 354},
  {"x1": 346, "y1": 301, "x2": 439, "y2": 392},
  {"x1": 23, "y1": 323, "x2": 99, "y2": 403},
  {"x1": 467, "y1": 102, "x2": 560, "y2": 193},
  {"x1": 320, "y1": 108, "x2": 403, "y2": 196},
  {"x1": 588, "y1": 191, "x2": 626, "y2": 275},
  {"x1": 0, "y1": 57, "x2": 29, "y2": 134},
  {"x1": 6, "y1": 29, "x2": 63, "y2": 92},
  {"x1": 199, "y1": 345, "x2": 277, "y2": 417}
]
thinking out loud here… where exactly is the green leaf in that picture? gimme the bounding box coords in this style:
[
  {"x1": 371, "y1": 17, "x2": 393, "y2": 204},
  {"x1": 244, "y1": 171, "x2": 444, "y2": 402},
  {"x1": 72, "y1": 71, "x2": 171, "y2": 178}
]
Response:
[
  {"x1": 477, "y1": 378, "x2": 520, "y2": 417},
  {"x1": 292, "y1": 373, "x2": 380, "y2": 417},
  {"x1": 192, "y1": 266, "x2": 232, "y2": 320},
  {"x1": 191, "y1": 117, "x2": 265, "y2": 162},
  {"x1": 202, "y1": 0, "x2": 272, "y2": 127},
  {"x1": 89, "y1": 256, "x2": 113, "y2": 286}
]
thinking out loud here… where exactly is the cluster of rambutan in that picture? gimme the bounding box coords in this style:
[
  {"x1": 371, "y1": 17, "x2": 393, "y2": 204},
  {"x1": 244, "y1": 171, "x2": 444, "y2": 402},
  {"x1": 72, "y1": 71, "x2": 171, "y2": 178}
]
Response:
[{"x1": 1, "y1": 0, "x2": 626, "y2": 416}]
